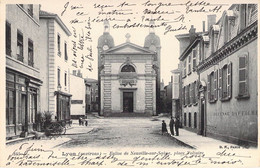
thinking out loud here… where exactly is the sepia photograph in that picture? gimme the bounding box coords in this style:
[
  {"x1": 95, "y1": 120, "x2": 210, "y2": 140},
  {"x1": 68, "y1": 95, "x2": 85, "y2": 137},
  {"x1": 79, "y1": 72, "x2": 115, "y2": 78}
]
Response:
[{"x1": 0, "y1": 0, "x2": 259, "y2": 167}]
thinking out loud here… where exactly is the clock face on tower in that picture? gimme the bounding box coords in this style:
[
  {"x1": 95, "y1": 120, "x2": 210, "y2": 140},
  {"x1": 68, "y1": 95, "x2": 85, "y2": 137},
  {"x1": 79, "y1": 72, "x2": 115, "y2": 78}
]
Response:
[
  {"x1": 149, "y1": 45, "x2": 156, "y2": 52},
  {"x1": 103, "y1": 45, "x2": 109, "y2": 51}
]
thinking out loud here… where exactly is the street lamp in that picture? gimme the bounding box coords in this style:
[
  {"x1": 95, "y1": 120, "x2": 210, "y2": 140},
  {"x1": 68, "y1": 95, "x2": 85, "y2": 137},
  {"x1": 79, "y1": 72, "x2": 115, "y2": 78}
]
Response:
[{"x1": 57, "y1": 84, "x2": 62, "y2": 91}]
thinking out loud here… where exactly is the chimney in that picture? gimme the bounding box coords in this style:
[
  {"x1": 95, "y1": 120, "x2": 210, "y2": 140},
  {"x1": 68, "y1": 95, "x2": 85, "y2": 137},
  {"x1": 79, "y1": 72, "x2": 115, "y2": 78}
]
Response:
[
  {"x1": 202, "y1": 21, "x2": 205, "y2": 32},
  {"x1": 189, "y1": 25, "x2": 196, "y2": 43},
  {"x1": 207, "y1": 15, "x2": 216, "y2": 31},
  {"x1": 77, "y1": 69, "x2": 81, "y2": 77}
]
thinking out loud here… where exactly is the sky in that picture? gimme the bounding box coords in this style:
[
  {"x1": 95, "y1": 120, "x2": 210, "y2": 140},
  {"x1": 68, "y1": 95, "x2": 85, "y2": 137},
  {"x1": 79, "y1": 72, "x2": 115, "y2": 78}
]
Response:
[{"x1": 38, "y1": 0, "x2": 234, "y2": 84}]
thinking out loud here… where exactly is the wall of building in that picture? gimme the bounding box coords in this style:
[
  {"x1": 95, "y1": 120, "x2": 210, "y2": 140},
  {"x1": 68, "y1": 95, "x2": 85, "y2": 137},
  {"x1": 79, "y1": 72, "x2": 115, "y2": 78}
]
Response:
[
  {"x1": 182, "y1": 48, "x2": 199, "y2": 132},
  {"x1": 200, "y1": 39, "x2": 258, "y2": 145},
  {"x1": 39, "y1": 19, "x2": 49, "y2": 112},
  {"x1": 39, "y1": 17, "x2": 71, "y2": 118},
  {"x1": 6, "y1": 4, "x2": 41, "y2": 138},
  {"x1": 70, "y1": 75, "x2": 85, "y2": 117},
  {"x1": 6, "y1": 5, "x2": 40, "y2": 78},
  {"x1": 101, "y1": 53, "x2": 156, "y2": 115}
]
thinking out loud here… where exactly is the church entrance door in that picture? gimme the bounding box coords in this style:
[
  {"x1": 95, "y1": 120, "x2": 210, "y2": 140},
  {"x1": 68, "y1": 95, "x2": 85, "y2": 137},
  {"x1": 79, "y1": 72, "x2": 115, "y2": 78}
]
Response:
[{"x1": 123, "y1": 92, "x2": 133, "y2": 112}]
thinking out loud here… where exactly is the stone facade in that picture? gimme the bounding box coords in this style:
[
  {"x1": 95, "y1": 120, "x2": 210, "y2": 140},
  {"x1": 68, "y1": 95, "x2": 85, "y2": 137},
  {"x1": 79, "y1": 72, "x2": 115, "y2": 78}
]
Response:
[
  {"x1": 98, "y1": 21, "x2": 160, "y2": 116},
  {"x1": 177, "y1": 4, "x2": 258, "y2": 146},
  {"x1": 100, "y1": 43, "x2": 157, "y2": 116},
  {"x1": 6, "y1": 4, "x2": 42, "y2": 139},
  {"x1": 39, "y1": 10, "x2": 72, "y2": 124}
]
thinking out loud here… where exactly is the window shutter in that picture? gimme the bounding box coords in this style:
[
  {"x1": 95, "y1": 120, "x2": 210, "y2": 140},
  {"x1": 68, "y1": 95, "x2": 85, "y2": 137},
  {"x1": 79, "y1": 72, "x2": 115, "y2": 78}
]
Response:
[
  {"x1": 219, "y1": 68, "x2": 222, "y2": 99},
  {"x1": 214, "y1": 70, "x2": 218, "y2": 101},
  {"x1": 190, "y1": 83, "x2": 193, "y2": 104},
  {"x1": 227, "y1": 62, "x2": 232, "y2": 98},
  {"x1": 193, "y1": 50, "x2": 197, "y2": 69},
  {"x1": 207, "y1": 74, "x2": 210, "y2": 101},
  {"x1": 195, "y1": 80, "x2": 198, "y2": 103},
  {"x1": 183, "y1": 87, "x2": 185, "y2": 106},
  {"x1": 245, "y1": 55, "x2": 249, "y2": 95}
]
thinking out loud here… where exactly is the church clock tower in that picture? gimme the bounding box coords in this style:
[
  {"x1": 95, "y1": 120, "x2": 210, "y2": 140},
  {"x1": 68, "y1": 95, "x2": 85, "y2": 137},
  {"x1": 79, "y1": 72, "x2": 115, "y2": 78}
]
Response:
[
  {"x1": 97, "y1": 20, "x2": 115, "y2": 115},
  {"x1": 144, "y1": 21, "x2": 161, "y2": 115}
]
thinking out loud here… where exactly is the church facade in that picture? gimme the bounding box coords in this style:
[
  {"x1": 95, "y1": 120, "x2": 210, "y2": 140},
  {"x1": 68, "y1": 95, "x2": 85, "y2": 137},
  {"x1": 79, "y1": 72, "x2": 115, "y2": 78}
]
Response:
[{"x1": 97, "y1": 21, "x2": 160, "y2": 116}]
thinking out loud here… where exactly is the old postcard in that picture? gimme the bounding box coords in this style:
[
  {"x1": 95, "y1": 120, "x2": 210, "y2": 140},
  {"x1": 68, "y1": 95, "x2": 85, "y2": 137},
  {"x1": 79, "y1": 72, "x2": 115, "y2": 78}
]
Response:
[{"x1": 0, "y1": 0, "x2": 259, "y2": 167}]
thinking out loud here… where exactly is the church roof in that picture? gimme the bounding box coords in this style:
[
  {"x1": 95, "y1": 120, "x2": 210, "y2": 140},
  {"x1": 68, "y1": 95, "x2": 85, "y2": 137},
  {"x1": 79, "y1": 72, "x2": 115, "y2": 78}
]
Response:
[
  {"x1": 144, "y1": 32, "x2": 161, "y2": 48},
  {"x1": 97, "y1": 32, "x2": 115, "y2": 48},
  {"x1": 102, "y1": 42, "x2": 156, "y2": 55}
]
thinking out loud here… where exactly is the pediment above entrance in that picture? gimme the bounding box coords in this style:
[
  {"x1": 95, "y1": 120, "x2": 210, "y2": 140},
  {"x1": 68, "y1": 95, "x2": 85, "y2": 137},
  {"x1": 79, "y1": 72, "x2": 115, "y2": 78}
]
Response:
[{"x1": 103, "y1": 42, "x2": 155, "y2": 55}]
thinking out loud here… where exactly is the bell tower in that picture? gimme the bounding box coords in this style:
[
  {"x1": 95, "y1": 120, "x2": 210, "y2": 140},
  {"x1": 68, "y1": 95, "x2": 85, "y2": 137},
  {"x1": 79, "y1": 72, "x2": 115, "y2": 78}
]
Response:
[
  {"x1": 97, "y1": 20, "x2": 115, "y2": 115},
  {"x1": 144, "y1": 21, "x2": 161, "y2": 115}
]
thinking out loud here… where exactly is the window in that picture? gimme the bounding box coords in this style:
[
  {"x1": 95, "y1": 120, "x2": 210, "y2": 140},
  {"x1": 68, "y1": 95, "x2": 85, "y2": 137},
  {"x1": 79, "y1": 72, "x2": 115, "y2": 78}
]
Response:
[
  {"x1": 186, "y1": 84, "x2": 190, "y2": 105},
  {"x1": 240, "y1": 4, "x2": 248, "y2": 31},
  {"x1": 189, "y1": 84, "x2": 192, "y2": 105},
  {"x1": 219, "y1": 63, "x2": 232, "y2": 100},
  {"x1": 29, "y1": 93, "x2": 37, "y2": 123},
  {"x1": 188, "y1": 112, "x2": 191, "y2": 127},
  {"x1": 121, "y1": 65, "x2": 135, "y2": 72},
  {"x1": 248, "y1": 4, "x2": 257, "y2": 24},
  {"x1": 57, "y1": 34, "x2": 61, "y2": 55},
  {"x1": 6, "y1": 22, "x2": 11, "y2": 56},
  {"x1": 237, "y1": 53, "x2": 249, "y2": 98},
  {"x1": 191, "y1": 82, "x2": 196, "y2": 104},
  {"x1": 28, "y1": 39, "x2": 34, "y2": 67},
  {"x1": 194, "y1": 81, "x2": 198, "y2": 104},
  {"x1": 6, "y1": 89, "x2": 15, "y2": 125},
  {"x1": 17, "y1": 31, "x2": 23, "y2": 62},
  {"x1": 192, "y1": 49, "x2": 197, "y2": 70},
  {"x1": 194, "y1": 112, "x2": 197, "y2": 128},
  {"x1": 208, "y1": 70, "x2": 218, "y2": 102},
  {"x1": 188, "y1": 55, "x2": 191, "y2": 74},
  {"x1": 28, "y1": 4, "x2": 33, "y2": 17},
  {"x1": 58, "y1": 68, "x2": 61, "y2": 86},
  {"x1": 183, "y1": 60, "x2": 187, "y2": 77},
  {"x1": 184, "y1": 113, "x2": 187, "y2": 126},
  {"x1": 64, "y1": 72, "x2": 67, "y2": 86},
  {"x1": 64, "y1": 42, "x2": 68, "y2": 61}
]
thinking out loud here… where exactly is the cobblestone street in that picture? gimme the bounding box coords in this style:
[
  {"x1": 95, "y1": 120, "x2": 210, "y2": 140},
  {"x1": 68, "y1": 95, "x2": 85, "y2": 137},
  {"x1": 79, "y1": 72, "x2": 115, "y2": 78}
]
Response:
[{"x1": 59, "y1": 115, "x2": 190, "y2": 149}]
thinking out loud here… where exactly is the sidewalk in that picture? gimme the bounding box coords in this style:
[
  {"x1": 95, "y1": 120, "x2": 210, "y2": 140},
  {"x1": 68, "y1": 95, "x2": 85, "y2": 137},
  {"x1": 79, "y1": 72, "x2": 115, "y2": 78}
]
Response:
[
  {"x1": 6, "y1": 121, "x2": 94, "y2": 146},
  {"x1": 161, "y1": 117, "x2": 242, "y2": 150},
  {"x1": 169, "y1": 128, "x2": 235, "y2": 149}
]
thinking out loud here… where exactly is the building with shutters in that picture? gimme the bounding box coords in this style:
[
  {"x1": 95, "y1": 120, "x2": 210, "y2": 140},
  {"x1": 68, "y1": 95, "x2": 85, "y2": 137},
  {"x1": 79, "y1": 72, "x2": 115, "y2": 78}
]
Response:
[
  {"x1": 97, "y1": 21, "x2": 160, "y2": 116},
  {"x1": 176, "y1": 24, "x2": 203, "y2": 133},
  {"x1": 39, "y1": 10, "x2": 72, "y2": 125},
  {"x1": 197, "y1": 4, "x2": 258, "y2": 146},
  {"x1": 5, "y1": 4, "x2": 42, "y2": 139},
  {"x1": 177, "y1": 4, "x2": 258, "y2": 146}
]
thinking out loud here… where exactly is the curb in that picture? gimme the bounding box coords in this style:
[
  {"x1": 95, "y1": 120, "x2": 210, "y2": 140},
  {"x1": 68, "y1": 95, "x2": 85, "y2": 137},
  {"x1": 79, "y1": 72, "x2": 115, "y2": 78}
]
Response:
[
  {"x1": 169, "y1": 134, "x2": 196, "y2": 149},
  {"x1": 6, "y1": 135, "x2": 35, "y2": 145},
  {"x1": 53, "y1": 127, "x2": 94, "y2": 148}
]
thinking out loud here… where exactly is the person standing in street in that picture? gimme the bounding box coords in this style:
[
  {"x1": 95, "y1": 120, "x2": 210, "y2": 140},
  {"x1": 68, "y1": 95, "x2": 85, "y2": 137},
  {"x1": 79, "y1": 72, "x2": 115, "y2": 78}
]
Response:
[
  {"x1": 175, "y1": 117, "x2": 180, "y2": 136},
  {"x1": 169, "y1": 117, "x2": 175, "y2": 136},
  {"x1": 162, "y1": 120, "x2": 168, "y2": 135}
]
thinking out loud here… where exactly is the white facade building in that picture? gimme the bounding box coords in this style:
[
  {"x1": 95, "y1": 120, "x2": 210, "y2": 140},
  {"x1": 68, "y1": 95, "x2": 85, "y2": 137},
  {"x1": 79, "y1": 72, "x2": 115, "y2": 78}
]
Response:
[
  {"x1": 70, "y1": 71, "x2": 85, "y2": 118},
  {"x1": 39, "y1": 10, "x2": 72, "y2": 124}
]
